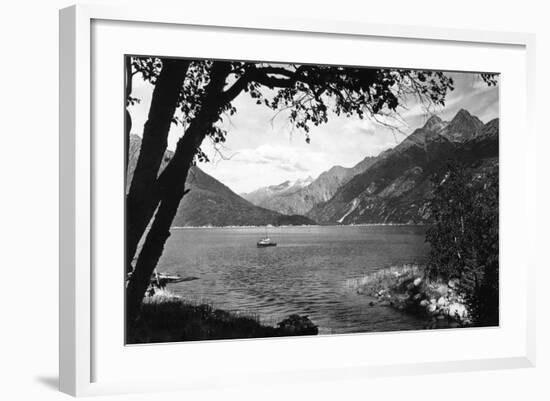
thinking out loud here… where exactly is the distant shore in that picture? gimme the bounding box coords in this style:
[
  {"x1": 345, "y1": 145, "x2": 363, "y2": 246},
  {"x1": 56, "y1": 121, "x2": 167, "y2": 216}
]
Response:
[{"x1": 172, "y1": 223, "x2": 430, "y2": 229}]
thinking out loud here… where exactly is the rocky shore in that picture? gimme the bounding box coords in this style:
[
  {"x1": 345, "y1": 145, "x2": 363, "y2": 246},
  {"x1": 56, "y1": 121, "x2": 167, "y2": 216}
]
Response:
[{"x1": 351, "y1": 264, "x2": 470, "y2": 329}]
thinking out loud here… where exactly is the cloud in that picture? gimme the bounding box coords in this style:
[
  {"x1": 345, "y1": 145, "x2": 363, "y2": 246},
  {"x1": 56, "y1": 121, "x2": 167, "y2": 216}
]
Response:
[{"x1": 232, "y1": 144, "x2": 324, "y2": 173}]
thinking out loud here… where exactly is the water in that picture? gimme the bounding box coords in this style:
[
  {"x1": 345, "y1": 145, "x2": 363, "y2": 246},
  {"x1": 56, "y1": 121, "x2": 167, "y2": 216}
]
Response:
[{"x1": 157, "y1": 225, "x2": 431, "y2": 334}]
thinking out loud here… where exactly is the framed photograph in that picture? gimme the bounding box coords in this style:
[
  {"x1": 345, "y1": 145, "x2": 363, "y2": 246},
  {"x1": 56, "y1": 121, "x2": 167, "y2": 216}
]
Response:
[{"x1": 59, "y1": 4, "x2": 536, "y2": 396}]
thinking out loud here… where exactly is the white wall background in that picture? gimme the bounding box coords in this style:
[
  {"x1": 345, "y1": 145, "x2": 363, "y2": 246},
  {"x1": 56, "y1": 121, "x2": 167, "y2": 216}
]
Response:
[{"x1": 0, "y1": 0, "x2": 547, "y2": 400}]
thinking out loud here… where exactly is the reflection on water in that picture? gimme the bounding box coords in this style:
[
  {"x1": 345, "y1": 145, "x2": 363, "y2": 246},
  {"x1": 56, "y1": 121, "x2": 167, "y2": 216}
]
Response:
[{"x1": 158, "y1": 225, "x2": 431, "y2": 334}]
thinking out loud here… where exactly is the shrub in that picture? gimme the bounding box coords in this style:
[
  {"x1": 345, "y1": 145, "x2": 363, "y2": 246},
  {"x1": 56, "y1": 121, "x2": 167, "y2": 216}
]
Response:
[{"x1": 426, "y1": 161, "x2": 498, "y2": 326}]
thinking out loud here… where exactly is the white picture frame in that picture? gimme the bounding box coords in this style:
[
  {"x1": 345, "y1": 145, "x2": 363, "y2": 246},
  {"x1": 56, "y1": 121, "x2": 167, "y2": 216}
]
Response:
[{"x1": 59, "y1": 3, "x2": 536, "y2": 397}]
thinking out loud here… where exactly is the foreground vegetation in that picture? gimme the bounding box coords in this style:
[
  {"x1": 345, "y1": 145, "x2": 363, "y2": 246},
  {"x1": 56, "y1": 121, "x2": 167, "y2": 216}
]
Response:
[
  {"x1": 426, "y1": 161, "x2": 499, "y2": 327},
  {"x1": 127, "y1": 290, "x2": 318, "y2": 344}
]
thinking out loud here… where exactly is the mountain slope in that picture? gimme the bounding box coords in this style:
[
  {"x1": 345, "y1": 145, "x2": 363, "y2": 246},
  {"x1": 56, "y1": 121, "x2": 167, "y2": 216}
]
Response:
[
  {"x1": 127, "y1": 135, "x2": 316, "y2": 227},
  {"x1": 307, "y1": 110, "x2": 498, "y2": 224},
  {"x1": 243, "y1": 155, "x2": 378, "y2": 215},
  {"x1": 173, "y1": 167, "x2": 315, "y2": 227},
  {"x1": 241, "y1": 176, "x2": 314, "y2": 206}
]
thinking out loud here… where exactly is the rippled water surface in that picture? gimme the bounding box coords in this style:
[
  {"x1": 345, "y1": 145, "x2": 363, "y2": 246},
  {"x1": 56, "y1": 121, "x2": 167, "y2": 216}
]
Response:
[{"x1": 158, "y1": 225, "x2": 431, "y2": 334}]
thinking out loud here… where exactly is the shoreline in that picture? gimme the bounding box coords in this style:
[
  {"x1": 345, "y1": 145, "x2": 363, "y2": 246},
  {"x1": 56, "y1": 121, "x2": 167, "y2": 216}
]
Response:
[
  {"x1": 128, "y1": 289, "x2": 319, "y2": 344},
  {"x1": 132, "y1": 261, "x2": 470, "y2": 344},
  {"x1": 172, "y1": 223, "x2": 430, "y2": 229}
]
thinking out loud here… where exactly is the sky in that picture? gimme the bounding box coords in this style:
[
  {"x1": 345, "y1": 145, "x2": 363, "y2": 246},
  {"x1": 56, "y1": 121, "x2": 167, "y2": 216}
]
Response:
[{"x1": 128, "y1": 66, "x2": 499, "y2": 194}]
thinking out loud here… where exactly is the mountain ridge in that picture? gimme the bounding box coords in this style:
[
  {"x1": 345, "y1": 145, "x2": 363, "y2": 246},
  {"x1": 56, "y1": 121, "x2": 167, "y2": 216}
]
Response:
[
  {"x1": 127, "y1": 135, "x2": 316, "y2": 227},
  {"x1": 244, "y1": 109, "x2": 493, "y2": 218},
  {"x1": 127, "y1": 108, "x2": 498, "y2": 227},
  {"x1": 242, "y1": 155, "x2": 378, "y2": 215},
  {"x1": 307, "y1": 110, "x2": 498, "y2": 225}
]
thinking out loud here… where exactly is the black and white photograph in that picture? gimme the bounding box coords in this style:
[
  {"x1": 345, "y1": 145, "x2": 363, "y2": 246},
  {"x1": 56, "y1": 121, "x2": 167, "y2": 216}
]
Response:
[
  {"x1": 124, "y1": 56, "x2": 499, "y2": 344},
  {"x1": 3, "y1": 0, "x2": 548, "y2": 398}
]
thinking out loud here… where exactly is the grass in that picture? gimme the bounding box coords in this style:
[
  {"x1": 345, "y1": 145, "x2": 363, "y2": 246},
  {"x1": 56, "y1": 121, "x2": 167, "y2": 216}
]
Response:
[
  {"x1": 127, "y1": 289, "x2": 318, "y2": 344},
  {"x1": 346, "y1": 264, "x2": 425, "y2": 296}
]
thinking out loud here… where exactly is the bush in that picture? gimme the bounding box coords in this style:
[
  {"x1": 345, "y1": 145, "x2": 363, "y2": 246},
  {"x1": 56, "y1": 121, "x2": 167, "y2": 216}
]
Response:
[{"x1": 426, "y1": 161, "x2": 498, "y2": 326}]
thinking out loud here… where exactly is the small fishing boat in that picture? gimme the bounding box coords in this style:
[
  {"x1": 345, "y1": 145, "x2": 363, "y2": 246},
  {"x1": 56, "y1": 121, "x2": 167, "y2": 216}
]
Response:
[
  {"x1": 257, "y1": 227, "x2": 277, "y2": 247},
  {"x1": 257, "y1": 237, "x2": 277, "y2": 247}
]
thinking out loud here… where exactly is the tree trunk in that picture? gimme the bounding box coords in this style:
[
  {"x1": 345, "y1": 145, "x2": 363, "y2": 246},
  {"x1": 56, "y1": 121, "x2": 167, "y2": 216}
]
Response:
[
  {"x1": 125, "y1": 147, "x2": 194, "y2": 329},
  {"x1": 125, "y1": 109, "x2": 132, "y2": 175},
  {"x1": 126, "y1": 58, "x2": 190, "y2": 273},
  {"x1": 126, "y1": 62, "x2": 232, "y2": 325},
  {"x1": 125, "y1": 56, "x2": 133, "y2": 174},
  {"x1": 126, "y1": 188, "x2": 190, "y2": 329}
]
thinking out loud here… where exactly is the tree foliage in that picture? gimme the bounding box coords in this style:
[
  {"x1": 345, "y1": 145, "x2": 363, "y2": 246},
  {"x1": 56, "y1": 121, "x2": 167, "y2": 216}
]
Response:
[
  {"x1": 426, "y1": 161, "x2": 499, "y2": 326},
  {"x1": 128, "y1": 58, "x2": 457, "y2": 158}
]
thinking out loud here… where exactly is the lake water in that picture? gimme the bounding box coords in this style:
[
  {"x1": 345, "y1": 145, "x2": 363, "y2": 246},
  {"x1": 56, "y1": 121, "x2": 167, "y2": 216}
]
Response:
[{"x1": 158, "y1": 225, "x2": 431, "y2": 334}]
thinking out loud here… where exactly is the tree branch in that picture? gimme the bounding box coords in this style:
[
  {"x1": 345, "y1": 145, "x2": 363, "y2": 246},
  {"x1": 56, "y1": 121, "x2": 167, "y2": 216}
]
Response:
[
  {"x1": 253, "y1": 65, "x2": 308, "y2": 89},
  {"x1": 255, "y1": 66, "x2": 299, "y2": 78},
  {"x1": 254, "y1": 74, "x2": 296, "y2": 89},
  {"x1": 222, "y1": 65, "x2": 307, "y2": 101},
  {"x1": 222, "y1": 70, "x2": 254, "y2": 103}
]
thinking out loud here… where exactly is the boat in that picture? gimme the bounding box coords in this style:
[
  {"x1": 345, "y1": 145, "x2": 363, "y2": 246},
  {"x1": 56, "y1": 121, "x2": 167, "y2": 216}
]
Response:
[
  {"x1": 257, "y1": 226, "x2": 277, "y2": 247},
  {"x1": 149, "y1": 271, "x2": 199, "y2": 288},
  {"x1": 157, "y1": 272, "x2": 185, "y2": 282},
  {"x1": 257, "y1": 237, "x2": 277, "y2": 247}
]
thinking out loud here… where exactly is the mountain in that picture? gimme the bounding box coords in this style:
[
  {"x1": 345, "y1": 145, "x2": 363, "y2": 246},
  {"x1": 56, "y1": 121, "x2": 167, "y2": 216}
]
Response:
[
  {"x1": 242, "y1": 156, "x2": 378, "y2": 215},
  {"x1": 307, "y1": 110, "x2": 498, "y2": 225},
  {"x1": 172, "y1": 167, "x2": 315, "y2": 227},
  {"x1": 127, "y1": 135, "x2": 316, "y2": 227},
  {"x1": 241, "y1": 176, "x2": 314, "y2": 206},
  {"x1": 441, "y1": 108, "x2": 484, "y2": 142},
  {"x1": 127, "y1": 109, "x2": 496, "y2": 227},
  {"x1": 392, "y1": 110, "x2": 484, "y2": 153}
]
